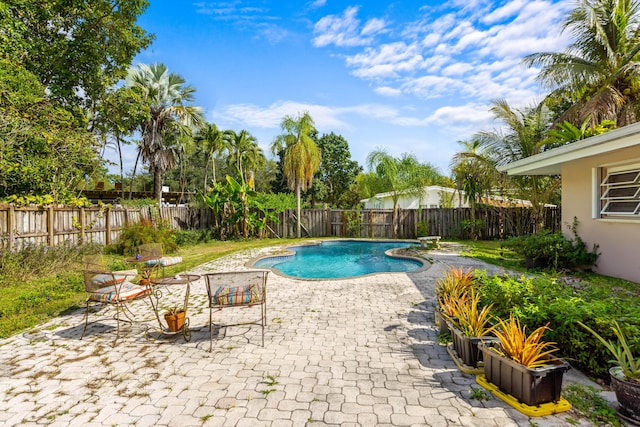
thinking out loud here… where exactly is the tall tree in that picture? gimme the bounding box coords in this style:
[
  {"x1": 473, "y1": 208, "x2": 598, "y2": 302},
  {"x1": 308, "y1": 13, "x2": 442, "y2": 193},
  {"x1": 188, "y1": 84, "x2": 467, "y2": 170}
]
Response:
[
  {"x1": 524, "y1": 0, "x2": 640, "y2": 127},
  {"x1": 311, "y1": 132, "x2": 363, "y2": 208},
  {"x1": 450, "y1": 140, "x2": 500, "y2": 239},
  {"x1": 0, "y1": 60, "x2": 101, "y2": 200},
  {"x1": 94, "y1": 86, "x2": 150, "y2": 199},
  {"x1": 227, "y1": 129, "x2": 265, "y2": 186},
  {"x1": 195, "y1": 122, "x2": 231, "y2": 192},
  {"x1": 474, "y1": 100, "x2": 559, "y2": 231},
  {"x1": 271, "y1": 112, "x2": 321, "y2": 238},
  {"x1": 125, "y1": 63, "x2": 203, "y2": 201},
  {"x1": 0, "y1": 0, "x2": 153, "y2": 112},
  {"x1": 367, "y1": 149, "x2": 442, "y2": 238}
]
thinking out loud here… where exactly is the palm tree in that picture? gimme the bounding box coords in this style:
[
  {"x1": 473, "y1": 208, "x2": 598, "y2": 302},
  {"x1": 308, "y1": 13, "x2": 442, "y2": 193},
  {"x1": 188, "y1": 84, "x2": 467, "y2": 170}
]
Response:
[
  {"x1": 271, "y1": 112, "x2": 321, "y2": 238},
  {"x1": 524, "y1": 0, "x2": 640, "y2": 127},
  {"x1": 474, "y1": 100, "x2": 558, "y2": 231},
  {"x1": 227, "y1": 129, "x2": 265, "y2": 185},
  {"x1": 195, "y1": 122, "x2": 231, "y2": 193},
  {"x1": 367, "y1": 149, "x2": 440, "y2": 238},
  {"x1": 450, "y1": 140, "x2": 500, "y2": 240},
  {"x1": 126, "y1": 63, "x2": 203, "y2": 201}
]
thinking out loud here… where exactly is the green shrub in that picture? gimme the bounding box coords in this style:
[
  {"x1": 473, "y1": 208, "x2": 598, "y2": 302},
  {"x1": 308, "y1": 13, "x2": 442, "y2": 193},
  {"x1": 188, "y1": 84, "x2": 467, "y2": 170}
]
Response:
[
  {"x1": 476, "y1": 270, "x2": 640, "y2": 379},
  {"x1": 416, "y1": 220, "x2": 429, "y2": 236},
  {"x1": 504, "y1": 218, "x2": 599, "y2": 271},
  {"x1": 109, "y1": 218, "x2": 178, "y2": 256},
  {"x1": 174, "y1": 229, "x2": 219, "y2": 246}
]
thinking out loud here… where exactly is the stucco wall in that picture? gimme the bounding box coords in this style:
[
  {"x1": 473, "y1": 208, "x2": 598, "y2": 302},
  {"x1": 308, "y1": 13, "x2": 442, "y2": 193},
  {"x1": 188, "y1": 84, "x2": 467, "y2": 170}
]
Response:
[{"x1": 561, "y1": 145, "x2": 640, "y2": 283}]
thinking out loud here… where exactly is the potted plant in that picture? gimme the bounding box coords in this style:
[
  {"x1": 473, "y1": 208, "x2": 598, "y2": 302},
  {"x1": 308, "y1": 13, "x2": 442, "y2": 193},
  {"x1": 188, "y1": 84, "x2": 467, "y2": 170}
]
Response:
[
  {"x1": 479, "y1": 314, "x2": 570, "y2": 406},
  {"x1": 436, "y1": 267, "x2": 475, "y2": 335},
  {"x1": 164, "y1": 306, "x2": 186, "y2": 332},
  {"x1": 446, "y1": 289, "x2": 496, "y2": 368},
  {"x1": 579, "y1": 320, "x2": 640, "y2": 424}
]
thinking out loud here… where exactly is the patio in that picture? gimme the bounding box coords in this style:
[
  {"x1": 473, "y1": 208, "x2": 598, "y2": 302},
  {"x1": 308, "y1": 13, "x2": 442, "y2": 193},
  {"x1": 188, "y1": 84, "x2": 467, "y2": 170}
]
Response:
[{"x1": 0, "y1": 243, "x2": 604, "y2": 426}]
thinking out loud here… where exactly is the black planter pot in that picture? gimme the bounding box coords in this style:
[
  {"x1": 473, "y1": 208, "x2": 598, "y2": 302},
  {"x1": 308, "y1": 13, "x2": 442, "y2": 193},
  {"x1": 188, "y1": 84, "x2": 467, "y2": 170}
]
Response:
[
  {"x1": 479, "y1": 342, "x2": 570, "y2": 406},
  {"x1": 610, "y1": 366, "x2": 640, "y2": 424},
  {"x1": 435, "y1": 309, "x2": 455, "y2": 335},
  {"x1": 448, "y1": 320, "x2": 495, "y2": 368}
]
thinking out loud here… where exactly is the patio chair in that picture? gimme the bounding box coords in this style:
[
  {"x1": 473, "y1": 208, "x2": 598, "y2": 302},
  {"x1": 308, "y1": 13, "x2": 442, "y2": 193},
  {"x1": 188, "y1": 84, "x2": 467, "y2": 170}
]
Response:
[
  {"x1": 204, "y1": 270, "x2": 268, "y2": 351},
  {"x1": 137, "y1": 243, "x2": 183, "y2": 277},
  {"x1": 81, "y1": 255, "x2": 149, "y2": 342}
]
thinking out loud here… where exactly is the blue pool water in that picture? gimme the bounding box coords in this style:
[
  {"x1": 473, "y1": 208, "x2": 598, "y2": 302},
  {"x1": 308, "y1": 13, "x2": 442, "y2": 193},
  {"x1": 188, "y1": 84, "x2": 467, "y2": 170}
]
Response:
[{"x1": 252, "y1": 240, "x2": 423, "y2": 279}]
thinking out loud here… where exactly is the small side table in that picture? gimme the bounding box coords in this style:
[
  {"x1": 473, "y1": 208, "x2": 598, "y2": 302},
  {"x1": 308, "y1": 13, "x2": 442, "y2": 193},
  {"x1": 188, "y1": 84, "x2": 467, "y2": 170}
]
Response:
[{"x1": 146, "y1": 273, "x2": 200, "y2": 342}]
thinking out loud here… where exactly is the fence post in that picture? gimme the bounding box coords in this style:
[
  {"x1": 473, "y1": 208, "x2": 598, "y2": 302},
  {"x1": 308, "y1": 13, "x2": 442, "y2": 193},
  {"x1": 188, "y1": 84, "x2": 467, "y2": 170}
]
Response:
[
  {"x1": 79, "y1": 207, "x2": 86, "y2": 244},
  {"x1": 48, "y1": 205, "x2": 54, "y2": 246},
  {"x1": 8, "y1": 205, "x2": 14, "y2": 250},
  {"x1": 105, "y1": 206, "x2": 111, "y2": 245}
]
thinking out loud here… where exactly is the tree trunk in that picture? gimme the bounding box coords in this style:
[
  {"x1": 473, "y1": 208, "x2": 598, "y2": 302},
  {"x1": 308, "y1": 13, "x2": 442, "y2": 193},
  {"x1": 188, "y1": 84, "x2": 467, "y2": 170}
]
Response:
[
  {"x1": 154, "y1": 168, "x2": 163, "y2": 203},
  {"x1": 296, "y1": 185, "x2": 301, "y2": 238}
]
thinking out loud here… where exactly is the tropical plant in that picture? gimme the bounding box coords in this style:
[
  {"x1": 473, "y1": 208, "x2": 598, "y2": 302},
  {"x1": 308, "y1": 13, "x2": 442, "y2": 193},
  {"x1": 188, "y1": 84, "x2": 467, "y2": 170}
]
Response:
[
  {"x1": 579, "y1": 320, "x2": 640, "y2": 381},
  {"x1": 451, "y1": 139, "x2": 499, "y2": 239},
  {"x1": 271, "y1": 112, "x2": 321, "y2": 238},
  {"x1": 474, "y1": 100, "x2": 559, "y2": 232},
  {"x1": 524, "y1": 0, "x2": 640, "y2": 127},
  {"x1": 367, "y1": 149, "x2": 442, "y2": 238},
  {"x1": 195, "y1": 122, "x2": 231, "y2": 191},
  {"x1": 227, "y1": 129, "x2": 265, "y2": 185},
  {"x1": 125, "y1": 63, "x2": 204, "y2": 201},
  {"x1": 452, "y1": 290, "x2": 496, "y2": 337},
  {"x1": 491, "y1": 314, "x2": 558, "y2": 368},
  {"x1": 436, "y1": 267, "x2": 474, "y2": 318}
]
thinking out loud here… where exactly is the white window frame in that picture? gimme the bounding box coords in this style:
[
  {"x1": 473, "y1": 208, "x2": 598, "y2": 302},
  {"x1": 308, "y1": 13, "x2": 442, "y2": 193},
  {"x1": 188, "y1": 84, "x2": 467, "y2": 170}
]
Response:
[{"x1": 596, "y1": 161, "x2": 640, "y2": 219}]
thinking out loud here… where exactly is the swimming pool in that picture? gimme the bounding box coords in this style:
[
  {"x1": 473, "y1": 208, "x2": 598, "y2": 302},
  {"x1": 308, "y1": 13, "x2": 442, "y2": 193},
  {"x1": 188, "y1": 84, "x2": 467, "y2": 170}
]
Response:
[{"x1": 252, "y1": 240, "x2": 424, "y2": 279}]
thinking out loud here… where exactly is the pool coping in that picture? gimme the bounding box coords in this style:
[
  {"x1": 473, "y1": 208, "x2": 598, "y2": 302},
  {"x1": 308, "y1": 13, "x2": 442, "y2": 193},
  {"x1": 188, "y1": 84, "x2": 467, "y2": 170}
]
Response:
[{"x1": 245, "y1": 238, "x2": 432, "y2": 281}]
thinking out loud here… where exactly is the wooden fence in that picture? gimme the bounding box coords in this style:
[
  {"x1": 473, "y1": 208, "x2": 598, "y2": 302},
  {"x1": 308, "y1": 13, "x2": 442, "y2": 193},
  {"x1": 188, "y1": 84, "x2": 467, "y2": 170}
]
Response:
[{"x1": 0, "y1": 204, "x2": 560, "y2": 250}]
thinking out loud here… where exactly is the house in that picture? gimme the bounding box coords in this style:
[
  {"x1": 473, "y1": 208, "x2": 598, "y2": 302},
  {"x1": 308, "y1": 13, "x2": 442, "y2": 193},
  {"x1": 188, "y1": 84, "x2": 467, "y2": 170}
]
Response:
[
  {"x1": 498, "y1": 121, "x2": 640, "y2": 283},
  {"x1": 360, "y1": 185, "x2": 532, "y2": 210}
]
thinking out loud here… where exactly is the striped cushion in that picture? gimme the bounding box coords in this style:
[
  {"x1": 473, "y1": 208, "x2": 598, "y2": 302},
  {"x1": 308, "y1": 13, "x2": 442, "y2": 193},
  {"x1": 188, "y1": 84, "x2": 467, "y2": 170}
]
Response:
[
  {"x1": 89, "y1": 270, "x2": 137, "y2": 288},
  {"x1": 212, "y1": 285, "x2": 261, "y2": 306},
  {"x1": 145, "y1": 256, "x2": 183, "y2": 267},
  {"x1": 89, "y1": 281, "x2": 149, "y2": 303}
]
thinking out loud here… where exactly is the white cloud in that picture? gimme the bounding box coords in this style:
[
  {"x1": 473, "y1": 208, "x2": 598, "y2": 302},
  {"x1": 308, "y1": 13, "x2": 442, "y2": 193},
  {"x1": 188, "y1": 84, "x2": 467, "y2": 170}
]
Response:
[
  {"x1": 313, "y1": 6, "x2": 379, "y2": 47},
  {"x1": 375, "y1": 86, "x2": 402, "y2": 97},
  {"x1": 482, "y1": 0, "x2": 528, "y2": 24},
  {"x1": 309, "y1": 0, "x2": 326, "y2": 8}
]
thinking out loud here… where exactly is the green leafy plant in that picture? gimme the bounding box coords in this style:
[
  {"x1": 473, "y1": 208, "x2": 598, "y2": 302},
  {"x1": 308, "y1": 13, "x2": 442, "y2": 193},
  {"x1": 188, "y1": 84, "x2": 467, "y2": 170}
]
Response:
[
  {"x1": 578, "y1": 320, "x2": 640, "y2": 381},
  {"x1": 491, "y1": 314, "x2": 558, "y2": 368},
  {"x1": 109, "y1": 217, "x2": 178, "y2": 256},
  {"x1": 416, "y1": 220, "x2": 429, "y2": 236},
  {"x1": 504, "y1": 218, "x2": 599, "y2": 271}
]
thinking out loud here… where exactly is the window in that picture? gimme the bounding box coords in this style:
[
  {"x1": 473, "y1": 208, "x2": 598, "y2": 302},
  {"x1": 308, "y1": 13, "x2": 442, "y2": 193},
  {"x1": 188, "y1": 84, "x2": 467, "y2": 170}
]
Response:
[{"x1": 600, "y1": 165, "x2": 640, "y2": 217}]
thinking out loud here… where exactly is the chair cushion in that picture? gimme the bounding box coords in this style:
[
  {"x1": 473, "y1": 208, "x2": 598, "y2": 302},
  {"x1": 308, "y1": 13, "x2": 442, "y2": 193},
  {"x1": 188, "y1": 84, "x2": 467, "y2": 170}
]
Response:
[
  {"x1": 89, "y1": 270, "x2": 137, "y2": 288},
  {"x1": 212, "y1": 284, "x2": 261, "y2": 306},
  {"x1": 145, "y1": 256, "x2": 183, "y2": 267},
  {"x1": 89, "y1": 281, "x2": 149, "y2": 303}
]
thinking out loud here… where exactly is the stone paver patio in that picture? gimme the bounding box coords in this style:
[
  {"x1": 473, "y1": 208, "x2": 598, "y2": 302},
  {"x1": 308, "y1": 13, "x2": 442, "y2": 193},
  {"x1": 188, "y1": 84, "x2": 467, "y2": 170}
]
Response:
[{"x1": 0, "y1": 243, "x2": 609, "y2": 426}]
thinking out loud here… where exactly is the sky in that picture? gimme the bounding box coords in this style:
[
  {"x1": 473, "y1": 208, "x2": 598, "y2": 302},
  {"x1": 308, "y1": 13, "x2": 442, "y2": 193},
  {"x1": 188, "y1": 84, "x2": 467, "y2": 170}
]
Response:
[{"x1": 107, "y1": 0, "x2": 573, "y2": 178}]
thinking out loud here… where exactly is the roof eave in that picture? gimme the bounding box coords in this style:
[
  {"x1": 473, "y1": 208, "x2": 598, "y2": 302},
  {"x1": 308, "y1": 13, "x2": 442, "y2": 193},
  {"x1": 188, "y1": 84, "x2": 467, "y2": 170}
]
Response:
[{"x1": 498, "y1": 122, "x2": 640, "y2": 176}]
